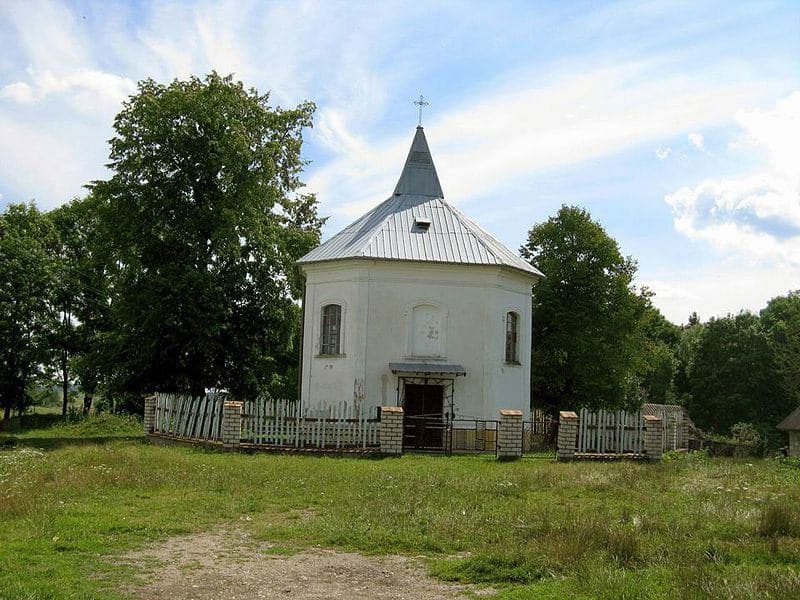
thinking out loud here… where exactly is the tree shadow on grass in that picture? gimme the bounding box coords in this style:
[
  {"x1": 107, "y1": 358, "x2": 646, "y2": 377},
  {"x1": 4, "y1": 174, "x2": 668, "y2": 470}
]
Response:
[
  {"x1": 0, "y1": 413, "x2": 66, "y2": 433},
  {"x1": 0, "y1": 435, "x2": 145, "y2": 451}
]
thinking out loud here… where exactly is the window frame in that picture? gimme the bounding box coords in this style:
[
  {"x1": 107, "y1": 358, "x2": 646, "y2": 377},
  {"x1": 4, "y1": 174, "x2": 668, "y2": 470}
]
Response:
[
  {"x1": 319, "y1": 303, "x2": 343, "y2": 356},
  {"x1": 504, "y1": 311, "x2": 520, "y2": 364}
]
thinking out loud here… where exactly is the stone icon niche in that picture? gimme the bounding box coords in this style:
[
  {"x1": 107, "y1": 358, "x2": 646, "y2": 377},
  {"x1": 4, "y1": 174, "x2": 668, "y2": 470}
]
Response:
[{"x1": 409, "y1": 304, "x2": 445, "y2": 358}]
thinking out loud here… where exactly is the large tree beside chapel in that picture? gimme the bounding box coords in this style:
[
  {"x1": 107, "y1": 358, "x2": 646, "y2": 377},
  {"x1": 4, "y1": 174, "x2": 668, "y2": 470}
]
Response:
[
  {"x1": 91, "y1": 73, "x2": 324, "y2": 400},
  {"x1": 521, "y1": 205, "x2": 648, "y2": 412}
]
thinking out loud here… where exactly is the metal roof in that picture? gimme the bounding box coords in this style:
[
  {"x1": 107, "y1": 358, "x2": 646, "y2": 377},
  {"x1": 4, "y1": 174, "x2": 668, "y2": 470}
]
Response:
[
  {"x1": 298, "y1": 127, "x2": 543, "y2": 279},
  {"x1": 389, "y1": 362, "x2": 467, "y2": 376}
]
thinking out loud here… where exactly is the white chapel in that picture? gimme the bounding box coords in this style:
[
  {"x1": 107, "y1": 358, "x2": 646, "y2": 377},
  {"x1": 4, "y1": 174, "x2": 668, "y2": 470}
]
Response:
[{"x1": 297, "y1": 125, "x2": 543, "y2": 438}]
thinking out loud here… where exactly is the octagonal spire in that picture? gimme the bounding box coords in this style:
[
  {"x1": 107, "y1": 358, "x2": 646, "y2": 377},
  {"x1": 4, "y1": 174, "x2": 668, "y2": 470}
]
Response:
[{"x1": 393, "y1": 126, "x2": 444, "y2": 198}]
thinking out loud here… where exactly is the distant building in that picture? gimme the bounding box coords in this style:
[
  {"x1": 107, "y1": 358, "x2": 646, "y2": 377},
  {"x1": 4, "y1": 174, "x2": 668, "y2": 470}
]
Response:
[
  {"x1": 296, "y1": 126, "x2": 542, "y2": 447},
  {"x1": 777, "y1": 406, "x2": 800, "y2": 456}
]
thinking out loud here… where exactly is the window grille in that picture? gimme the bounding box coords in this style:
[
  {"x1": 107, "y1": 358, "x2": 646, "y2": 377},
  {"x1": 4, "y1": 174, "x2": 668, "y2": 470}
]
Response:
[
  {"x1": 505, "y1": 312, "x2": 519, "y2": 363},
  {"x1": 321, "y1": 304, "x2": 342, "y2": 355}
]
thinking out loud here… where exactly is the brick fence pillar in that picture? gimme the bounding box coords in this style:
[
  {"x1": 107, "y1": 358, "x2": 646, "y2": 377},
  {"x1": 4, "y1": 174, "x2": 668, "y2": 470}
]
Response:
[
  {"x1": 643, "y1": 414, "x2": 664, "y2": 461},
  {"x1": 222, "y1": 400, "x2": 243, "y2": 450},
  {"x1": 557, "y1": 411, "x2": 579, "y2": 461},
  {"x1": 497, "y1": 409, "x2": 523, "y2": 460},
  {"x1": 380, "y1": 406, "x2": 404, "y2": 456},
  {"x1": 144, "y1": 395, "x2": 156, "y2": 434}
]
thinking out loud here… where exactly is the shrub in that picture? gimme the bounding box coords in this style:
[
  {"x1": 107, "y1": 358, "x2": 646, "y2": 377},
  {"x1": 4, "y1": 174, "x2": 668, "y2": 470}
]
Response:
[{"x1": 730, "y1": 422, "x2": 762, "y2": 447}]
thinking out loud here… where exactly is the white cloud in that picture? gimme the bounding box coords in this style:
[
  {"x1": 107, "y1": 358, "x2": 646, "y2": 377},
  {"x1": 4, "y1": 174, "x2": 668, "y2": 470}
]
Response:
[
  {"x1": 0, "y1": 82, "x2": 36, "y2": 103},
  {"x1": 1, "y1": 69, "x2": 137, "y2": 118},
  {"x1": 656, "y1": 145, "x2": 672, "y2": 160},
  {"x1": 665, "y1": 91, "x2": 800, "y2": 267},
  {"x1": 688, "y1": 131, "x2": 705, "y2": 151}
]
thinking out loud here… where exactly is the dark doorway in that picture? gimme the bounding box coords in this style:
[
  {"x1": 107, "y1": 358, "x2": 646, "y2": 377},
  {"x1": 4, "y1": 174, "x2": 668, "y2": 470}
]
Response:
[{"x1": 403, "y1": 383, "x2": 445, "y2": 451}]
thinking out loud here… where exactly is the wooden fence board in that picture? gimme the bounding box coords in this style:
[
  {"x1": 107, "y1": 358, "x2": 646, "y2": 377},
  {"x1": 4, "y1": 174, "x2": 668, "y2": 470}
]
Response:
[{"x1": 576, "y1": 408, "x2": 646, "y2": 455}]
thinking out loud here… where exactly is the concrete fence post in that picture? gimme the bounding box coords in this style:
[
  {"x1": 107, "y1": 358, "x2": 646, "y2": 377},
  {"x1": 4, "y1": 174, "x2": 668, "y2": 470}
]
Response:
[
  {"x1": 643, "y1": 414, "x2": 663, "y2": 461},
  {"x1": 681, "y1": 416, "x2": 690, "y2": 451},
  {"x1": 379, "y1": 406, "x2": 404, "y2": 456},
  {"x1": 497, "y1": 409, "x2": 523, "y2": 460},
  {"x1": 222, "y1": 400, "x2": 243, "y2": 450},
  {"x1": 557, "y1": 411, "x2": 579, "y2": 461},
  {"x1": 144, "y1": 395, "x2": 156, "y2": 434}
]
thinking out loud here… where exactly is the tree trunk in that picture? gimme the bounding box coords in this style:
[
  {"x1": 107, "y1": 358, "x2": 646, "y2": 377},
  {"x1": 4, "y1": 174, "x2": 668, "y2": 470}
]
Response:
[
  {"x1": 61, "y1": 350, "x2": 69, "y2": 417},
  {"x1": 2, "y1": 404, "x2": 10, "y2": 421},
  {"x1": 17, "y1": 372, "x2": 27, "y2": 417},
  {"x1": 83, "y1": 394, "x2": 93, "y2": 414}
]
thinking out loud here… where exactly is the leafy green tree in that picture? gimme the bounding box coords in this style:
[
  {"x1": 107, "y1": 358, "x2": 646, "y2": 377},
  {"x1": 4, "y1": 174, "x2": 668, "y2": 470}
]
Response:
[
  {"x1": 761, "y1": 291, "x2": 800, "y2": 410},
  {"x1": 91, "y1": 72, "x2": 323, "y2": 400},
  {"x1": 673, "y1": 320, "x2": 705, "y2": 406},
  {"x1": 49, "y1": 200, "x2": 85, "y2": 415},
  {"x1": 637, "y1": 298, "x2": 682, "y2": 404},
  {"x1": 49, "y1": 195, "x2": 111, "y2": 413},
  {"x1": 0, "y1": 203, "x2": 58, "y2": 419},
  {"x1": 521, "y1": 205, "x2": 648, "y2": 412},
  {"x1": 686, "y1": 312, "x2": 783, "y2": 435}
]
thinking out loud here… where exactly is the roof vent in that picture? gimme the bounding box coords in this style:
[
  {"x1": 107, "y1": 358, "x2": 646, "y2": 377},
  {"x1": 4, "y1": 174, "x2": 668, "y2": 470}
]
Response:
[{"x1": 413, "y1": 217, "x2": 431, "y2": 231}]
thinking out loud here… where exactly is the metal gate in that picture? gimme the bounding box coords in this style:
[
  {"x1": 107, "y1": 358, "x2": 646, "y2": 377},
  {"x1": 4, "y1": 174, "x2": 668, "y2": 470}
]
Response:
[
  {"x1": 523, "y1": 410, "x2": 558, "y2": 458},
  {"x1": 403, "y1": 414, "x2": 449, "y2": 453}
]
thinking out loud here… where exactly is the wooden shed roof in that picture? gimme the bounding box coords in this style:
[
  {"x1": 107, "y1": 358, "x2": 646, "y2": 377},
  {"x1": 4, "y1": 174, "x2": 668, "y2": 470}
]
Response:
[{"x1": 777, "y1": 406, "x2": 800, "y2": 431}]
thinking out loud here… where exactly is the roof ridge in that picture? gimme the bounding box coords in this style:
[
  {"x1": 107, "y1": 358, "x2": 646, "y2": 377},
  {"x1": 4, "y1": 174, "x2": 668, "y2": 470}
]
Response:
[
  {"x1": 442, "y1": 198, "x2": 539, "y2": 273},
  {"x1": 338, "y1": 195, "x2": 404, "y2": 256},
  {"x1": 441, "y1": 200, "x2": 502, "y2": 263}
]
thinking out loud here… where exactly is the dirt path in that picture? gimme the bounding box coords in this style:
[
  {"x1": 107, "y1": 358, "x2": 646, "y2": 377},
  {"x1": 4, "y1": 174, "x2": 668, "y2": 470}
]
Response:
[{"x1": 121, "y1": 527, "x2": 492, "y2": 599}]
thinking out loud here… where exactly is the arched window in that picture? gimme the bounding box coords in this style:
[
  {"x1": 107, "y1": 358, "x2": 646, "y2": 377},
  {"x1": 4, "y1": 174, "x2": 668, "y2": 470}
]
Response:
[
  {"x1": 505, "y1": 312, "x2": 519, "y2": 363},
  {"x1": 320, "y1": 304, "x2": 342, "y2": 355}
]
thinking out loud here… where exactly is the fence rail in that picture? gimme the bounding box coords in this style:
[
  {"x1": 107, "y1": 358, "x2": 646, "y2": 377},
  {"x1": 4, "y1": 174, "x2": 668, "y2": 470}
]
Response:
[
  {"x1": 576, "y1": 408, "x2": 644, "y2": 455},
  {"x1": 450, "y1": 419, "x2": 499, "y2": 454}
]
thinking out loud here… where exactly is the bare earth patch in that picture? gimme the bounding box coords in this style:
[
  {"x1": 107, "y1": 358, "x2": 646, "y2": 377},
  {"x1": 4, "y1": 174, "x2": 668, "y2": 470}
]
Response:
[{"x1": 120, "y1": 527, "x2": 491, "y2": 599}]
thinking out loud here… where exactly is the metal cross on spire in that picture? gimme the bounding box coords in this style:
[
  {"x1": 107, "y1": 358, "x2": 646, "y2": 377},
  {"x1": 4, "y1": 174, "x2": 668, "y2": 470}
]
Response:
[{"x1": 414, "y1": 94, "x2": 429, "y2": 126}]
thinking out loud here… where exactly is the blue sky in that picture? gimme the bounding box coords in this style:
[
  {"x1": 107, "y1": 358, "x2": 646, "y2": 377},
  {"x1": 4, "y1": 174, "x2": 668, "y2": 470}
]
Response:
[{"x1": 1, "y1": 0, "x2": 798, "y2": 323}]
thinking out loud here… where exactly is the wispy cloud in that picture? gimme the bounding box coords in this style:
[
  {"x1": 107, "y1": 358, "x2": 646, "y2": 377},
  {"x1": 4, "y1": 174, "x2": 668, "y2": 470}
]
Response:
[
  {"x1": 1, "y1": 68, "x2": 136, "y2": 117},
  {"x1": 1, "y1": 0, "x2": 798, "y2": 323},
  {"x1": 309, "y1": 61, "x2": 782, "y2": 222}
]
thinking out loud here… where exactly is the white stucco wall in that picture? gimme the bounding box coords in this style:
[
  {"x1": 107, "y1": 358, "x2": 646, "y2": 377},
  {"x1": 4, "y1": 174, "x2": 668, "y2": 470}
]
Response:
[{"x1": 299, "y1": 259, "x2": 535, "y2": 421}]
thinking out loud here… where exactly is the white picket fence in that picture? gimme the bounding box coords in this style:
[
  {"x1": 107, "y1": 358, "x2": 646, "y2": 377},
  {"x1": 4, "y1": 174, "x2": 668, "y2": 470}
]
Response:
[
  {"x1": 153, "y1": 392, "x2": 227, "y2": 441},
  {"x1": 577, "y1": 408, "x2": 645, "y2": 455},
  {"x1": 242, "y1": 398, "x2": 380, "y2": 450},
  {"x1": 153, "y1": 393, "x2": 379, "y2": 450}
]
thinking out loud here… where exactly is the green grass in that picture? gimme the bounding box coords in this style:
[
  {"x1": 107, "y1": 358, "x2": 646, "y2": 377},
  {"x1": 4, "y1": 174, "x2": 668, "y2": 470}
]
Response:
[{"x1": 2, "y1": 415, "x2": 800, "y2": 599}]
